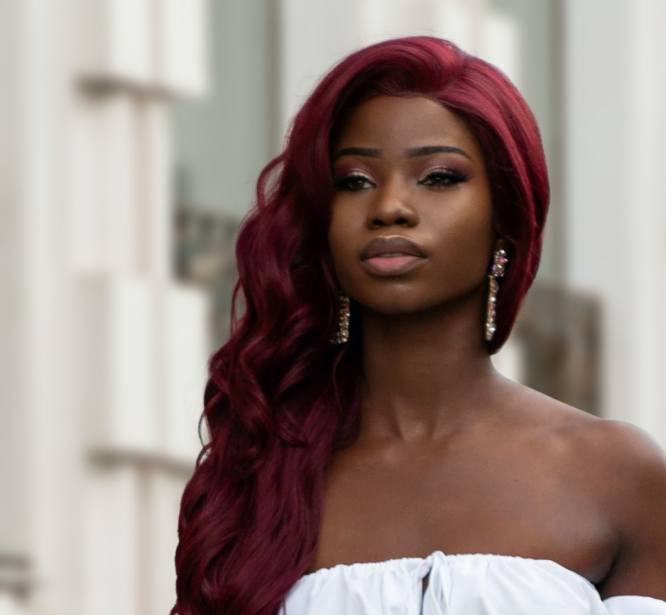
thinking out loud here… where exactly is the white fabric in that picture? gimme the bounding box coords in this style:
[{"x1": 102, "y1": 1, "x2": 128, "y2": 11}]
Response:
[{"x1": 282, "y1": 551, "x2": 666, "y2": 615}]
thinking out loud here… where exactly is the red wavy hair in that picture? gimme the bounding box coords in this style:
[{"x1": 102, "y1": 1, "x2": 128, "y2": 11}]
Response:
[{"x1": 171, "y1": 36, "x2": 549, "y2": 615}]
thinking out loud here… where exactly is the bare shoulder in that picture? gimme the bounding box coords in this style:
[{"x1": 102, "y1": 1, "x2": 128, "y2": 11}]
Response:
[
  {"x1": 583, "y1": 419, "x2": 666, "y2": 599},
  {"x1": 504, "y1": 381, "x2": 666, "y2": 598},
  {"x1": 502, "y1": 379, "x2": 665, "y2": 473},
  {"x1": 567, "y1": 415, "x2": 666, "y2": 517},
  {"x1": 572, "y1": 416, "x2": 666, "y2": 479}
]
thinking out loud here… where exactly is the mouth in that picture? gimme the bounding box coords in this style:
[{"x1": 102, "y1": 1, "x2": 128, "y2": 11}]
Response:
[{"x1": 360, "y1": 236, "x2": 427, "y2": 277}]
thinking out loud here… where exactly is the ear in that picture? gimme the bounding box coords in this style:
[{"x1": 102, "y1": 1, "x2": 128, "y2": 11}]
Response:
[{"x1": 493, "y1": 236, "x2": 505, "y2": 254}]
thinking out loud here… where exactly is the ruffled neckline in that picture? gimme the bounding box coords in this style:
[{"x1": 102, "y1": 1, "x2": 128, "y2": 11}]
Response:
[
  {"x1": 288, "y1": 550, "x2": 666, "y2": 612},
  {"x1": 303, "y1": 551, "x2": 595, "y2": 588}
]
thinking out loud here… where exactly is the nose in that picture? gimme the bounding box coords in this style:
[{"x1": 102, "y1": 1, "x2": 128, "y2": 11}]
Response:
[{"x1": 366, "y1": 178, "x2": 419, "y2": 228}]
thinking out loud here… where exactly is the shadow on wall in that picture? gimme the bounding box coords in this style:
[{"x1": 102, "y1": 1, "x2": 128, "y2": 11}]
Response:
[
  {"x1": 173, "y1": 203, "x2": 240, "y2": 353},
  {"x1": 515, "y1": 284, "x2": 601, "y2": 416}
]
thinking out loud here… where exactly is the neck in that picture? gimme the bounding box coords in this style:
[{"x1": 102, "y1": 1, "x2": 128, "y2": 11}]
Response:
[{"x1": 358, "y1": 287, "x2": 504, "y2": 443}]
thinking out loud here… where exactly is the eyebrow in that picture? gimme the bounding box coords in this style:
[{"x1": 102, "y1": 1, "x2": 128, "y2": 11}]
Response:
[
  {"x1": 332, "y1": 147, "x2": 381, "y2": 161},
  {"x1": 406, "y1": 145, "x2": 471, "y2": 160},
  {"x1": 332, "y1": 145, "x2": 472, "y2": 161}
]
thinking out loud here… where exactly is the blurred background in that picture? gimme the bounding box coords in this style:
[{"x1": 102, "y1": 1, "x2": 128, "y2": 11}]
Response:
[{"x1": 1, "y1": 0, "x2": 665, "y2": 613}]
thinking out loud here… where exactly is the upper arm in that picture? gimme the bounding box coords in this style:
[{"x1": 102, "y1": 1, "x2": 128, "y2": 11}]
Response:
[{"x1": 596, "y1": 421, "x2": 666, "y2": 600}]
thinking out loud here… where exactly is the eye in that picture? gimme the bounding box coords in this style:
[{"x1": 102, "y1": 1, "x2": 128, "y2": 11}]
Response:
[
  {"x1": 417, "y1": 169, "x2": 469, "y2": 189},
  {"x1": 333, "y1": 174, "x2": 375, "y2": 192}
]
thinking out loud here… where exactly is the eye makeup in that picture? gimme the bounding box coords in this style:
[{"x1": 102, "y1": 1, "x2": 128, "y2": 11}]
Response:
[
  {"x1": 332, "y1": 172, "x2": 376, "y2": 192},
  {"x1": 416, "y1": 167, "x2": 470, "y2": 189},
  {"x1": 331, "y1": 160, "x2": 377, "y2": 191},
  {"x1": 331, "y1": 150, "x2": 475, "y2": 192}
]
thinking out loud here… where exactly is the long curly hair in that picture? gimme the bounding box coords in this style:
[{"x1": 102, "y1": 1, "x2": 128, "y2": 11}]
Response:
[{"x1": 171, "y1": 36, "x2": 549, "y2": 615}]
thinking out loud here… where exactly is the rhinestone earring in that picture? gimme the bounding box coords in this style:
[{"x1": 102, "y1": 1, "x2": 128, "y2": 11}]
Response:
[
  {"x1": 330, "y1": 293, "x2": 351, "y2": 344},
  {"x1": 485, "y1": 249, "x2": 508, "y2": 342}
]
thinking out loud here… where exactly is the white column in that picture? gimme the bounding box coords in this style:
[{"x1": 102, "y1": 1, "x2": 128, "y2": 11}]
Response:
[
  {"x1": 0, "y1": 0, "x2": 30, "y2": 589},
  {"x1": 17, "y1": 0, "x2": 87, "y2": 612},
  {"x1": 1, "y1": 0, "x2": 210, "y2": 613},
  {"x1": 564, "y1": 0, "x2": 666, "y2": 446}
]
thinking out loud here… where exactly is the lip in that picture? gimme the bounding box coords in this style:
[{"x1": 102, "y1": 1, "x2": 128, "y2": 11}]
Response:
[
  {"x1": 360, "y1": 236, "x2": 427, "y2": 260},
  {"x1": 359, "y1": 236, "x2": 427, "y2": 277}
]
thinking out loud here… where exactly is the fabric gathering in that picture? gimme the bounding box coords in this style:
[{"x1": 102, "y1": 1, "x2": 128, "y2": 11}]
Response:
[{"x1": 283, "y1": 553, "x2": 666, "y2": 615}]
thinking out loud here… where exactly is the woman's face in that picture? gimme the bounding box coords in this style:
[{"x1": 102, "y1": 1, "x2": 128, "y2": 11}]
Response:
[{"x1": 328, "y1": 95, "x2": 495, "y2": 315}]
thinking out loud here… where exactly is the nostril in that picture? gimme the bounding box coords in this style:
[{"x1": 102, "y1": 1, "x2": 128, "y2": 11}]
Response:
[{"x1": 372, "y1": 217, "x2": 409, "y2": 227}]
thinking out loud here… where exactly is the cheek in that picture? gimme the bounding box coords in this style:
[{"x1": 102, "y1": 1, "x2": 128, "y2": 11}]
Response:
[
  {"x1": 429, "y1": 197, "x2": 494, "y2": 287},
  {"x1": 327, "y1": 203, "x2": 356, "y2": 281}
]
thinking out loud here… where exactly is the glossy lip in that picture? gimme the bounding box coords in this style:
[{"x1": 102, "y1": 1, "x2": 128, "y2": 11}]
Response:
[{"x1": 359, "y1": 236, "x2": 428, "y2": 277}]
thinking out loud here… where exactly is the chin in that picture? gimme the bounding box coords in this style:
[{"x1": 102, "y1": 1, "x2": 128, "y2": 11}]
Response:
[
  {"x1": 356, "y1": 292, "x2": 443, "y2": 316},
  {"x1": 352, "y1": 278, "x2": 485, "y2": 317}
]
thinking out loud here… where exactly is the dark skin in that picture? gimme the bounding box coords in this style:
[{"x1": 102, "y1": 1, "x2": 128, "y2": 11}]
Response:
[{"x1": 308, "y1": 95, "x2": 666, "y2": 600}]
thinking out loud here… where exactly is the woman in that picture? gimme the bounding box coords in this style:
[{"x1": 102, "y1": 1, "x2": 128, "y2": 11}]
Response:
[{"x1": 172, "y1": 37, "x2": 666, "y2": 615}]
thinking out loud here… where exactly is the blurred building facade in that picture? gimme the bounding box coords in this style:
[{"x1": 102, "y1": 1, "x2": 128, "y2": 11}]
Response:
[
  {"x1": 1, "y1": 1, "x2": 209, "y2": 614},
  {"x1": 1, "y1": 1, "x2": 665, "y2": 614}
]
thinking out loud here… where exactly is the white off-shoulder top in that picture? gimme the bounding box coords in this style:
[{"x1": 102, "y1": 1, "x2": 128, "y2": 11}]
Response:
[{"x1": 282, "y1": 551, "x2": 666, "y2": 614}]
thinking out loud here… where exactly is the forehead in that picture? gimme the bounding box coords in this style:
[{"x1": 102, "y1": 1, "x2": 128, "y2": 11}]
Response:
[{"x1": 334, "y1": 95, "x2": 481, "y2": 156}]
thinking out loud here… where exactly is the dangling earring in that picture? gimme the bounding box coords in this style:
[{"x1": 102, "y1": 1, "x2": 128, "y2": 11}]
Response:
[
  {"x1": 330, "y1": 292, "x2": 351, "y2": 344},
  {"x1": 485, "y1": 249, "x2": 508, "y2": 342}
]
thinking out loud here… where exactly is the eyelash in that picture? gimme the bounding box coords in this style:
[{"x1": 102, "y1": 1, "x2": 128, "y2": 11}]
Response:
[
  {"x1": 333, "y1": 174, "x2": 374, "y2": 192},
  {"x1": 418, "y1": 169, "x2": 470, "y2": 189},
  {"x1": 333, "y1": 169, "x2": 469, "y2": 192}
]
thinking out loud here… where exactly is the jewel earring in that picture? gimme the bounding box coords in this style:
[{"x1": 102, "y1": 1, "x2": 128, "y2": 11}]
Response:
[
  {"x1": 485, "y1": 249, "x2": 508, "y2": 342},
  {"x1": 330, "y1": 293, "x2": 351, "y2": 344}
]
